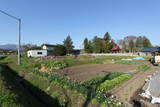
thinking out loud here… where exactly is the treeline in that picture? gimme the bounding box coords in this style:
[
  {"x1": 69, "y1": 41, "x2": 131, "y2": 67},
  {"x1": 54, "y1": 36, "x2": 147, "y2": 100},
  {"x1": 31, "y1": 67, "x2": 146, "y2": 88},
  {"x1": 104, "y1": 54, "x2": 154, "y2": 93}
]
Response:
[
  {"x1": 118, "y1": 36, "x2": 152, "y2": 53},
  {"x1": 83, "y1": 32, "x2": 152, "y2": 53},
  {"x1": 83, "y1": 32, "x2": 117, "y2": 53},
  {"x1": 23, "y1": 32, "x2": 152, "y2": 54}
]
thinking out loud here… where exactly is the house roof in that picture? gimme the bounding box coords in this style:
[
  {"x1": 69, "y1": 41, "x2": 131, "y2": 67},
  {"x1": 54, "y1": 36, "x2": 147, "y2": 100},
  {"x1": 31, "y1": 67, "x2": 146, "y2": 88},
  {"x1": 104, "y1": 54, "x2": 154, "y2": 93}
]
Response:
[
  {"x1": 112, "y1": 46, "x2": 121, "y2": 51},
  {"x1": 41, "y1": 44, "x2": 55, "y2": 47},
  {"x1": 141, "y1": 47, "x2": 160, "y2": 52}
]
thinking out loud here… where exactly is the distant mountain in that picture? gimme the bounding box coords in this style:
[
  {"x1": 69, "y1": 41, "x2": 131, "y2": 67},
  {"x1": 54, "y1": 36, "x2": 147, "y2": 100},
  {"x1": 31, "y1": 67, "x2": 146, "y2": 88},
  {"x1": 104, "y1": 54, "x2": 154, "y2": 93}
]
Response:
[{"x1": 0, "y1": 44, "x2": 17, "y2": 50}]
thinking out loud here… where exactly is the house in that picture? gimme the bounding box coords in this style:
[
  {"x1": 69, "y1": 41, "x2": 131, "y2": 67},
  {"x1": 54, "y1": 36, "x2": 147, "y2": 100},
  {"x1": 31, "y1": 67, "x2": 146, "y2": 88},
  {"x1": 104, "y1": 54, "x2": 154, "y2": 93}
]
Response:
[
  {"x1": 27, "y1": 50, "x2": 47, "y2": 57},
  {"x1": 140, "y1": 47, "x2": 160, "y2": 56},
  {"x1": 41, "y1": 44, "x2": 55, "y2": 56}
]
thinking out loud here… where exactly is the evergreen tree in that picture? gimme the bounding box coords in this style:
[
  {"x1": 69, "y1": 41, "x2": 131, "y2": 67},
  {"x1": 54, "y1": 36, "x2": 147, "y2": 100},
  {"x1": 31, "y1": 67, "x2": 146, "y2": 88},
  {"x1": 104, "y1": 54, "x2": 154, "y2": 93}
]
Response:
[
  {"x1": 83, "y1": 38, "x2": 90, "y2": 53},
  {"x1": 104, "y1": 32, "x2": 112, "y2": 53},
  {"x1": 88, "y1": 40, "x2": 93, "y2": 53},
  {"x1": 104, "y1": 32, "x2": 111, "y2": 42},
  {"x1": 63, "y1": 35, "x2": 74, "y2": 54}
]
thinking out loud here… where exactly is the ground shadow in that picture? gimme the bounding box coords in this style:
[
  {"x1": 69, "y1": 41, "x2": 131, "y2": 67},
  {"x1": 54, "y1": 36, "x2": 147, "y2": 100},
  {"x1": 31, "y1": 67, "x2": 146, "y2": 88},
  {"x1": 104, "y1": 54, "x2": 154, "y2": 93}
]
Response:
[{"x1": 0, "y1": 64, "x2": 61, "y2": 107}]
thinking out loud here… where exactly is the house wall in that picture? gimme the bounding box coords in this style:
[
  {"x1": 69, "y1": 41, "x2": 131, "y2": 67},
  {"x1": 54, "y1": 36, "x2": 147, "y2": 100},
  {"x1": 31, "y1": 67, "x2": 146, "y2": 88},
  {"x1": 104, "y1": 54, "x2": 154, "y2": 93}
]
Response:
[
  {"x1": 27, "y1": 50, "x2": 47, "y2": 57},
  {"x1": 139, "y1": 52, "x2": 152, "y2": 56}
]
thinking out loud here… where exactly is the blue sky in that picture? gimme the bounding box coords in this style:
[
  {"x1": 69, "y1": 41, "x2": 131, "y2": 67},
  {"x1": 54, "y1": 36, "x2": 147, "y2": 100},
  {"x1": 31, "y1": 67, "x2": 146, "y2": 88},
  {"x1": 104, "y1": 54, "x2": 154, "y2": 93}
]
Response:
[{"x1": 0, "y1": 0, "x2": 160, "y2": 48}]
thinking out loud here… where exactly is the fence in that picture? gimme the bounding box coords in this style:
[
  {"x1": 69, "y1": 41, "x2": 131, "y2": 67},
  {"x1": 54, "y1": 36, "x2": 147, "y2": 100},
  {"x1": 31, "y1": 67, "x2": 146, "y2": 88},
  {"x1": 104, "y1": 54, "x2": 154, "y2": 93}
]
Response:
[{"x1": 81, "y1": 53, "x2": 138, "y2": 56}]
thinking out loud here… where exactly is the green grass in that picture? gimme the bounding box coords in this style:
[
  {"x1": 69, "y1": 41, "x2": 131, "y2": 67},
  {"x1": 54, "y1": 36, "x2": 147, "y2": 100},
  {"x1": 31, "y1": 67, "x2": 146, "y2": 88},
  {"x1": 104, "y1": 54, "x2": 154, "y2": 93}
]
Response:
[{"x1": 0, "y1": 65, "x2": 45, "y2": 107}]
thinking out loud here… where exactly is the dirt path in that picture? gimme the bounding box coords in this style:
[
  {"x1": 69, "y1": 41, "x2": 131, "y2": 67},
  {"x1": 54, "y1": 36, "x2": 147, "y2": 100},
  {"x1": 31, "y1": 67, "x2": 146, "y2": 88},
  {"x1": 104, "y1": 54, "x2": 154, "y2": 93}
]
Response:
[
  {"x1": 109, "y1": 66, "x2": 160, "y2": 107},
  {"x1": 57, "y1": 63, "x2": 135, "y2": 82}
]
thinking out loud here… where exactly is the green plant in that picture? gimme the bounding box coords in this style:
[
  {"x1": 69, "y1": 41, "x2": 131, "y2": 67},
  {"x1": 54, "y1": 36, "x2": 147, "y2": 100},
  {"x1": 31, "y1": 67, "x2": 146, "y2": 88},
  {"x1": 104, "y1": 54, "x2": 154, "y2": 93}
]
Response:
[
  {"x1": 33, "y1": 71, "x2": 88, "y2": 96},
  {"x1": 137, "y1": 65, "x2": 150, "y2": 71},
  {"x1": 0, "y1": 65, "x2": 44, "y2": 107},
  {"x1": 81, "y1": 72, "x2": 123, "y2": 90},
  {"x1": 96, "y1": 74, "x2": 132, "y2": 93},
  {"x1": 115, "y1": 60, "x2": 135, "y2": 65},
  {"x1": 44, "y1": 60, "x2": 68, "y2": 70}
]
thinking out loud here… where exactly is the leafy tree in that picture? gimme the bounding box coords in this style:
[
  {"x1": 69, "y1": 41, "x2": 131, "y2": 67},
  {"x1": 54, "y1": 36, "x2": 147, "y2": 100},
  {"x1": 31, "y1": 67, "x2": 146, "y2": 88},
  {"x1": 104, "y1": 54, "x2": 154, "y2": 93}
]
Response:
[
  {"x1": 142, "y1": 36, "x2": 152, "y2": 48},
  {"x1": 92, "y1": 36, "x2": 100, "y2": 53},
  {"x1": 92, "y1": 36, "x2": 105, "y2": 53},
  {"x1": 53, "y1": 44, "x2": 66, "y2": 56},
  {"x1": 129, "y1": 40, "x2": 135, "y2": 52},
  {"x1": 63, "y1": 35, "x2": 74, "y2": 54}
]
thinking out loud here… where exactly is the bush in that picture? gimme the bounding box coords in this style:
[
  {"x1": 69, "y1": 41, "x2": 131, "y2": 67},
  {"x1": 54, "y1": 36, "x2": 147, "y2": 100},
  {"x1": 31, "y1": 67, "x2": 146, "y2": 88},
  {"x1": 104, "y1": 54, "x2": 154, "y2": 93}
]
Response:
[{"x1": 96, "y1": 74, "x2": 132, "y2": 93}]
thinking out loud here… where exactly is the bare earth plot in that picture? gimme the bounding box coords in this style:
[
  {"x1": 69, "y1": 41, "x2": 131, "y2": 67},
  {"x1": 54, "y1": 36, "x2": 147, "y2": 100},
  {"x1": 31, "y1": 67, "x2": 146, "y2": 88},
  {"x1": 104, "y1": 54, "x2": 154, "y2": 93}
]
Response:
[
  {"x1": 57, "y1": 60, "x2": 160, "y2": 106},
  {"x1": 57, "y1": 63, "x2": 135, "y2": 82}
]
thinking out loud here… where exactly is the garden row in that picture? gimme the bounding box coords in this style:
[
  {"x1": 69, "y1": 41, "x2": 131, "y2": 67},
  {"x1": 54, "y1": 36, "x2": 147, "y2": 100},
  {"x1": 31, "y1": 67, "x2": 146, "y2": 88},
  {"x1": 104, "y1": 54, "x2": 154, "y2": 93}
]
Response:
[{"x1": 32, "y1": 70, "x2": 132, "y2": 107}]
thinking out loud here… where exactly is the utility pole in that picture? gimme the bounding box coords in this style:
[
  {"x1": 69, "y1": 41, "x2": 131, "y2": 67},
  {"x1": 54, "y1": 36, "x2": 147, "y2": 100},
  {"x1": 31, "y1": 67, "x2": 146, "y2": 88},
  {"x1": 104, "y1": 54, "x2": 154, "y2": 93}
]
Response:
[{"x1": 0, "y1": 10, "x2": 21, "y2": 65}]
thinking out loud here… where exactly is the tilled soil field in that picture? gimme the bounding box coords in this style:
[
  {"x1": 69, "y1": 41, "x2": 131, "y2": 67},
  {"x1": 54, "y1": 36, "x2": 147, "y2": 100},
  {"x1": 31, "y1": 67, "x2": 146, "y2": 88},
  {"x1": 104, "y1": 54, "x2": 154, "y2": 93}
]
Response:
[{"x1": 56, "y1": 63, "x2": 135, "y2": 82}]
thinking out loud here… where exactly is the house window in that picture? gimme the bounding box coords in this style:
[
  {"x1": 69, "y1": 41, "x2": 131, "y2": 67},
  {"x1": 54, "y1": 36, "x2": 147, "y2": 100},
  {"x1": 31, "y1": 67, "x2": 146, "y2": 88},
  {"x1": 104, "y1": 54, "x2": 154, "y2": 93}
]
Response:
[{"x1": 37, "y1": 52, "x2": 42, "y2": 55}]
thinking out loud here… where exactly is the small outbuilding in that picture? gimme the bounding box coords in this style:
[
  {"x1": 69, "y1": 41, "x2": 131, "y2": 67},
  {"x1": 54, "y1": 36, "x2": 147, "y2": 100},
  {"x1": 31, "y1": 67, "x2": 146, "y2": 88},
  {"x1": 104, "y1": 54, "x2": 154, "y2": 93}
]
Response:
[{"x1": 27, "y1": 50, "x2": 47, "y2": 57}]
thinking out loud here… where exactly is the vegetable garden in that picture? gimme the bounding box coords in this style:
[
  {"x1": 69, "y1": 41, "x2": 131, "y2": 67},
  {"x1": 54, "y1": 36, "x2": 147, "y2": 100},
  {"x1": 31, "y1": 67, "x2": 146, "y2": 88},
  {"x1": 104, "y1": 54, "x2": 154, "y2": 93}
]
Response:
[{"x1": 0, "y1": 55, "x2": 149, "y2": 107}]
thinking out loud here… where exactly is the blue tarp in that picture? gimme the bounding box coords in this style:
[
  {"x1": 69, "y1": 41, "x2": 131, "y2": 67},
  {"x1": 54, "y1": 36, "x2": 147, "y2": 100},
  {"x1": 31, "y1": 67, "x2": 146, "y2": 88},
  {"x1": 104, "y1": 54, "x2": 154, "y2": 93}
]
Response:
[{"x1": 133, "y1": 56, "x2": 145, "y2": 60}]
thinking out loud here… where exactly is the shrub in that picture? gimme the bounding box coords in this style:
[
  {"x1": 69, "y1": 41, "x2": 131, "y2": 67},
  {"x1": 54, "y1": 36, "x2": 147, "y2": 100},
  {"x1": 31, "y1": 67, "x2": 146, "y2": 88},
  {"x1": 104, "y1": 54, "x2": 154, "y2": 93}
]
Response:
[{"x1": 96, "y1": 74, "x2": 132, "y2": 93}]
